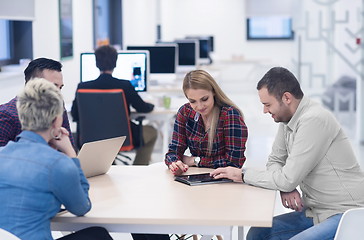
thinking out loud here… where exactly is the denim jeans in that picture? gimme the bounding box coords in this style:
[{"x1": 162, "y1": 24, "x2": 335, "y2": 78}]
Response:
[{"x1": 247, "y1": 210, "x2": 342, "y2": 240}]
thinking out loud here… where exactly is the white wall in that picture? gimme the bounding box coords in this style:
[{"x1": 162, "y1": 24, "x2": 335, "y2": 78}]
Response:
[
  {"x1": 0, "y1": 0, "x2": 292, "y2": 106},
  {"x1": 0, "y1": 0, "x2": 35, "y2": 20},
  {"x1": 292, "y1": 0, "x2": 362, "y2": 90},
  {"x1": 122, "y1": 0, "x2": 157, "y2": 47},
  {"x1": 61, "y1": 0, "x2": 94, "y2": 104},
  {"x1": 1, "y1": 0, "x2": 299, "y2": 105},
  {"x1": 0, "y1": 0, "x2": 94, "y2": 106},
  {"x1": 123, "y1": 0, "x2": 295, "y2": 65},
  {"x1": 161, "y1": 0, "x2": 248, "y2": 61},
  {"x1": 32, "y1": 0, "x2": 60, "y2": 60}
]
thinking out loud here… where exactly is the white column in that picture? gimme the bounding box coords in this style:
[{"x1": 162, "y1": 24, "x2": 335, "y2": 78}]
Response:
[{"x1": 356, "y1": 0, "x2": 364, "y2": 143}]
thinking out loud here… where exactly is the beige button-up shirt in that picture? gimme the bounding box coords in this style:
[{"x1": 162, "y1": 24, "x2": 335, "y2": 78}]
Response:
[{"x1": 245, "y1": 96, "x2": 364, "y2": 224}]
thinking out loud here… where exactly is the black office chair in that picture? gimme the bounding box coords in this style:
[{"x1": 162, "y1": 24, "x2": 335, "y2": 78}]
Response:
[{"x1": 76, "y1": 89, "x2": 144, "y2": 160}]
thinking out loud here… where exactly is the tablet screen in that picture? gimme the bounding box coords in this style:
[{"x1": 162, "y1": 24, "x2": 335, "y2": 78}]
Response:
[
  {"x1": 179, "y1": 173, "x2": 216, "y2": 182},
  {"x1": 175, "y1": 173, "x2": 233, "y2": 186}
]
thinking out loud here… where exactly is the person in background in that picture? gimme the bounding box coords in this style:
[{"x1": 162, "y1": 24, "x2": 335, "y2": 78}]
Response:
[
  {"x1": 71, "y1": 45, "x2": 169, "y2": 240},
  {"x1": 165, "y1": 69, "x2": 248, "y2": 175},
  {"x1": 0, "y1": 78, "x2": 113, "y2": 240},
  {"x1": 0, "y1": 58, "x2": 74, "y2": 147},
  {"x1": 211, "y1": 67, "x2": 364, "y2": 240},
  {"x1": 71, "y1": 45, "x2": 157, "y2": 165}
]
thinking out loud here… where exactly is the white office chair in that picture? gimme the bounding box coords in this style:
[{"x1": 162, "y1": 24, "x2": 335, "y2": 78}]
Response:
[
  {"x1": 0, "y1": 228, "x2": 21, "y2": 240},
  {"x1": 334, "y1": 207, "x2": 364, "y2": 240}
]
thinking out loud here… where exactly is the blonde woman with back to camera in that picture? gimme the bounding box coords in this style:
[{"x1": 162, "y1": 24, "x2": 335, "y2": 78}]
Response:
[
  {"x1": 0, "y1": 78, "x2": 113, "y2": 240},
  {"x1": 165, "y1": 69, "x2": 248, "y2": 175}
]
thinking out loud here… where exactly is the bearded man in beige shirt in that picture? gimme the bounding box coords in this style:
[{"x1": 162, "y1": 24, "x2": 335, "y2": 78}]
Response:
[{"x1": 211, "y1": 67, "x2": 364, "y2": 240}]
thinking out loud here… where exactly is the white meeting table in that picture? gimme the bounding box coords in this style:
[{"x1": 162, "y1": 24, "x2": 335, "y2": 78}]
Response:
[{"x1": 52, "y1": 163, "x2": 276, "y2": 240}]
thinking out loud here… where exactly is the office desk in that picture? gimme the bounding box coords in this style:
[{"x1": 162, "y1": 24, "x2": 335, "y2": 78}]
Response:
[
  {"x1": 52, "y1": 163, "x2": 276, "y2": 240},
  {"x1": 131, "y1": 107, "x2": 177, "y2": 155},
  {"x1": 132, "y1": 93, "x2": 187, "y2": 155}
]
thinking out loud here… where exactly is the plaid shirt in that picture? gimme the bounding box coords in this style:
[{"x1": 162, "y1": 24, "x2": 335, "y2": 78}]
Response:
[
  {"x1": 165, "y1": 103, "x2": 248, "y2": 168},
  {"x1": 0, "y1": 97, "x2": 74, "y2": 147}
]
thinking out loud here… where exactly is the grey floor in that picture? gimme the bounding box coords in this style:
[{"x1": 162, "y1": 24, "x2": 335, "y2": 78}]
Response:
[{"x1": 54, "y1": 63, "x2": 364, "y2": 240}]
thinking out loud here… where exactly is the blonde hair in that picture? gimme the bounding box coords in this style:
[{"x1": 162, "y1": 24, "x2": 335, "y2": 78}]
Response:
[
  {"x1": 17, "y1": 78, "x2": 63, "y2": 132},
  {"x1": 183, "y1": 70, "x2": 243, "y2": 153}
]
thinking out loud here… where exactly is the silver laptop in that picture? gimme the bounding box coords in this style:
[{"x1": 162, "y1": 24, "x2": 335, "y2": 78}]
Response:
[{"x1": 77, "y1": 136, "x2": 126, "y2": 178}]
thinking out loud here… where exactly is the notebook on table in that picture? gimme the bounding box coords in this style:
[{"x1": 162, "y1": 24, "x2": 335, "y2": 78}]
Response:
[
  {"x1": 77, "y1": 136, "x2": 126, "y2": 178},
  {"x1": 174, "y1": 173, "x2": 233, "y2": 186}
]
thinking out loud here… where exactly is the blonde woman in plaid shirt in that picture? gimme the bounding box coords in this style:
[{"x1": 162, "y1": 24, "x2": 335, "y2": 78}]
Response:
[{"x1": 165, "y1": 69, "x2": 248, "y2": 176}]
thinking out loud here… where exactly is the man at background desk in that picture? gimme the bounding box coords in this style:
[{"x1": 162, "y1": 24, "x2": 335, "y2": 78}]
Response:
[
  {"x1": 0, "y1": 58, "x2": 74, "y2": 147},
  {"x1": 211, "y1": 67, "x2": 364, "y2": 240},
  {"x1": 71, "y1": 45, "x2": 157, "y2": 166}
]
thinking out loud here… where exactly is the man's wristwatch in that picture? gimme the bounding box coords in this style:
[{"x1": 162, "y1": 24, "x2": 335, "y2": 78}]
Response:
[{"x1": 194, "y1": 157, "x2": 201, "y2": 166}]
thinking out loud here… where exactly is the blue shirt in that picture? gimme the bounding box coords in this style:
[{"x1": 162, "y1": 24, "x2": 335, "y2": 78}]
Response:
[{"x1": 0, "y1": 131, "x2": 91, "y2": 240}]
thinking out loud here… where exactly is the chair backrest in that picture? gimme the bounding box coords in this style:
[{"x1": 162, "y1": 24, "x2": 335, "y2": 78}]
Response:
[
  {"x1": 334, "y1": 207, "x2": 364, "y2": 240},
  {"x1": 76, "y1": 89, "x2": 134, "y2": 151},
  {"x1": 0, "y1": 228, "x2": 21, "y2": 240}
]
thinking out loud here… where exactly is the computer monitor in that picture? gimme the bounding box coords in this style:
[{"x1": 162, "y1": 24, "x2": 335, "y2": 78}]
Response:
[
  {"x1": 80, "y1": 50, "x2": 149, "y2": 92},
  {"x1": 246, "y1": 16, "x2": 294, "y2": 40},
  {"x1": 174, "y1": 39, "x2": 199, "y2": 73},
  {"x1": 126, "y1": 45, "x2": 178, "y2": 74},
  {"x1": 185, "y1": 36, "x2": 213, "y2": 65},
  {"x1": 208, "y1": 36, "x2": 214, "y2": 52}
]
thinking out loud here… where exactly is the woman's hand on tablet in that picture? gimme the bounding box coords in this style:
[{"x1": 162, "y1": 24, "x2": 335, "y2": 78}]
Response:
[{"x1": 169, "y1": 160, "x2": 189, "y2": 176}]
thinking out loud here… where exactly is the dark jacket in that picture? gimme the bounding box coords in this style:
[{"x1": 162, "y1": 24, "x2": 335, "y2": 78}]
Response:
[{"x1": 71, "y1": 73, "x2": 154, "y2": 147}]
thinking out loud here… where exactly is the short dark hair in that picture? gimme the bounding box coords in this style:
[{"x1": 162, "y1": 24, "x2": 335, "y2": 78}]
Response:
[
  {"x1": 257, "y1": 67, "x2": 304, "y2": 100},
  {"x1": 24, "y1": 58, "x2": 63, "y2": 83},
  {"x1": 95, "y1": 45, "x2": 117, "y2": 71}
]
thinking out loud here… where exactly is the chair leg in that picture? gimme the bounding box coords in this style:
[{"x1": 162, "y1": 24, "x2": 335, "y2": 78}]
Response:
[
  {"x1": 115, "y1": 152, "x2": 134, "y2": 165},
  {"x1": 172, "y1": 234, "x2": 221, "y2": 240},
  {"x1": 172, "y1": 234, "x2": 186, "y2": 240}
]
